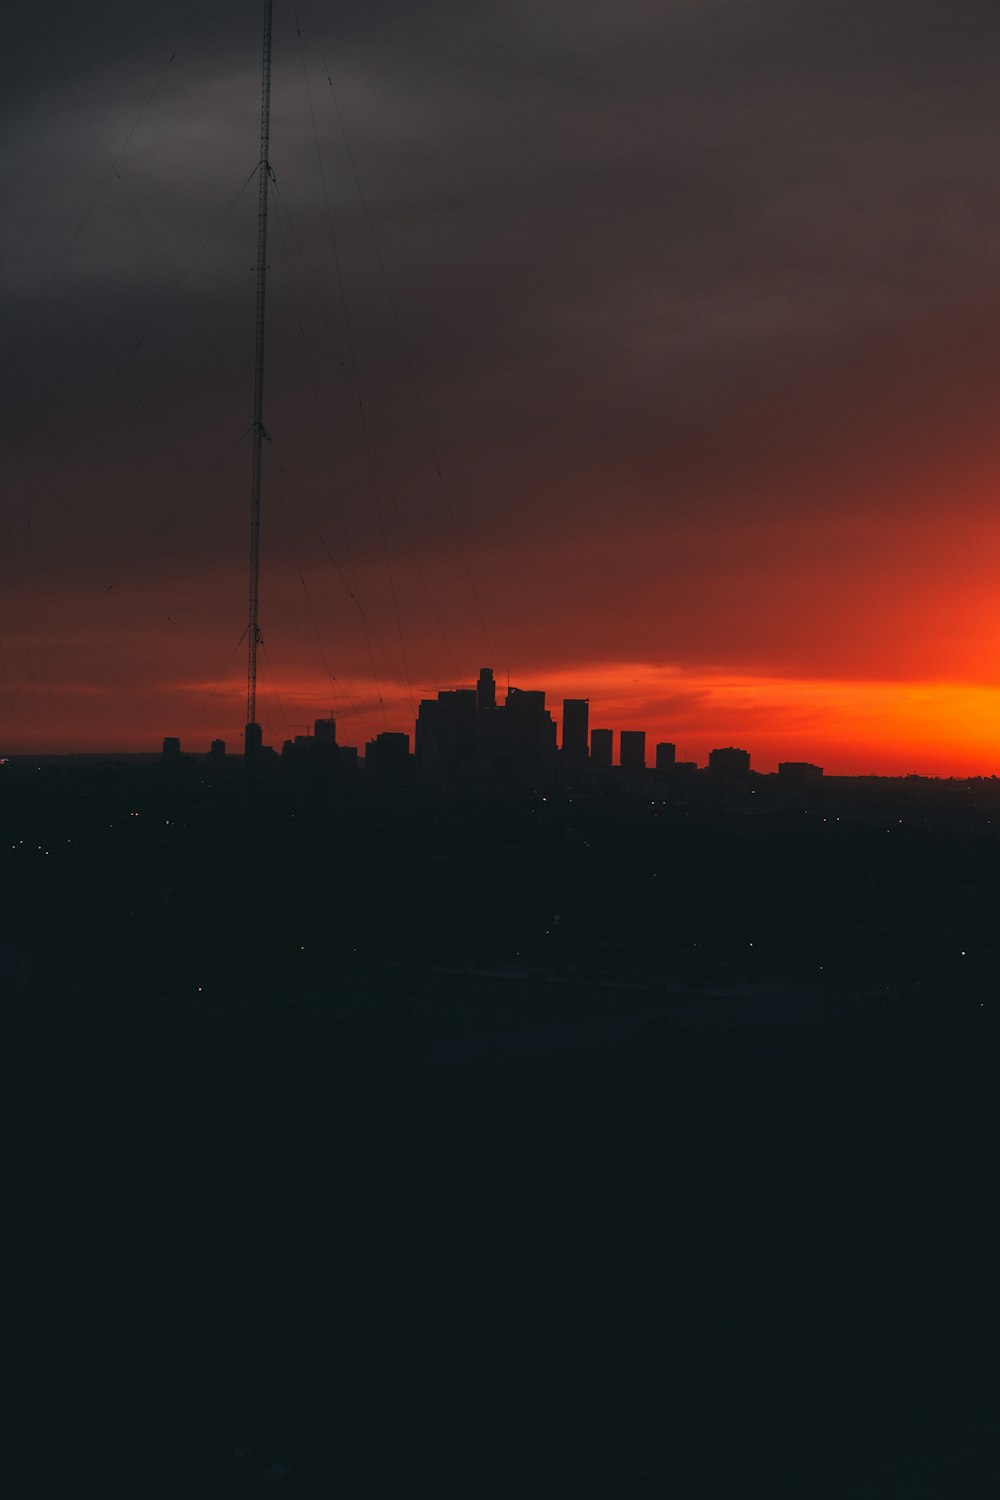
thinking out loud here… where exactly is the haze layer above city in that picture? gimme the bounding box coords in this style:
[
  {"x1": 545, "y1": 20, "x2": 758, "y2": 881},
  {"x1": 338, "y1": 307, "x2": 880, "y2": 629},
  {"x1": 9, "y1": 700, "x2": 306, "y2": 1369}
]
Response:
[{"x1": 4, "y1": 2, "x2": 1000, "y2": 776}]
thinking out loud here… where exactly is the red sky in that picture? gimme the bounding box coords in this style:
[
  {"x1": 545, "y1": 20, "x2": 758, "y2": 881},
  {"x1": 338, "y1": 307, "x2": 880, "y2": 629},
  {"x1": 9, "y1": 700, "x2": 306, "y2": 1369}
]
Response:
[{"x1": 4, "y1": 1, "x2": 1000, "y2": 773}]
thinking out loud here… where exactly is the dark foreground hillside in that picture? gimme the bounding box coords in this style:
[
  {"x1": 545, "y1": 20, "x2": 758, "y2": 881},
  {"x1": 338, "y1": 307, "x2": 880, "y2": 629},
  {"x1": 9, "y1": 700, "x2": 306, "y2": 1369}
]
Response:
[
  {"x1": 3, "y1": 764, "x2": 1000, "y2": 1495},
  {"x1": 3, "y1": 1002, "x2": 1000, "y2": 1498}
]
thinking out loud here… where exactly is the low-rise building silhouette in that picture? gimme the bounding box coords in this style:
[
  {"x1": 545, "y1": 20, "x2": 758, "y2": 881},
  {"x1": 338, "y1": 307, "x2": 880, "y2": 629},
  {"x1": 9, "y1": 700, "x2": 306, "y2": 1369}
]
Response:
[
  {"x1": 365, "y1": 731, "x2": 411, "y2": 785},
  {"x1": 280, "y1": 716, "x2": 349, "y2": 771},
  {"x1": 778, "y1": 761, "x2": 823, "y2": 784},
  {"x1": 709, "y1": 746, "x2": 751, "y2": 778}
]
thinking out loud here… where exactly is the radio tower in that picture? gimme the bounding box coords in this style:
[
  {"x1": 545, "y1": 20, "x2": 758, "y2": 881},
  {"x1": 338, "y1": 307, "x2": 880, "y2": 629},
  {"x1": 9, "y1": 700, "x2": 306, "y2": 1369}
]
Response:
[{"x1": 245, "y1": 0, "x2": 273, "y2": 760}]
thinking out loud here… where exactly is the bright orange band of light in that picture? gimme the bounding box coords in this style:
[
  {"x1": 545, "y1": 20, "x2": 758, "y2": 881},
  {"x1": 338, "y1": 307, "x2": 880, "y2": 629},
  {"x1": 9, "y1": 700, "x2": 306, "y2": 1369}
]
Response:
[{"x1": 13, "y1": 660, "x2": 1000, "y2": 778}]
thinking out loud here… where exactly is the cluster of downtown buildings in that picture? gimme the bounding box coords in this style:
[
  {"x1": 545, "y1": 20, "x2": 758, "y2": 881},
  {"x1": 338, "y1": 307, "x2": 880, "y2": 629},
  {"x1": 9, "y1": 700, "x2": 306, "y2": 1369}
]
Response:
[
  {"x1": 414, "y1": 667, "x2": 698, "y2": 780},
  {"x1": 164, "y1": 666, "x2": 823, "y2": 787}
]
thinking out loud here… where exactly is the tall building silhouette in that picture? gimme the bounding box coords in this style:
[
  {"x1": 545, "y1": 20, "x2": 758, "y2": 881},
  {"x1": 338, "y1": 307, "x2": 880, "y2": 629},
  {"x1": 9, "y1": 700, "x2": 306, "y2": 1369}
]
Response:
[
  {"x1": 655, "y1": 742, "x2": 676, "y2": 771},
  {"x1": 591, "y1": 728, "x2": 613, "y2": 769},
  {"x1": 416, "y1": 689, "x2": 478, "y2": 778},
  {"x1": 562, "y1": 698, "x2": 589, "y2": 760},
  {"x1": 489, "y1": 687, "x2": 557, "y2": 761},
  {"x1": 620, "y1": 730, "x2": 646, "y2": 770},
  {"x1": 477, "y1": 667, "x2": 496, "y2": 711}
]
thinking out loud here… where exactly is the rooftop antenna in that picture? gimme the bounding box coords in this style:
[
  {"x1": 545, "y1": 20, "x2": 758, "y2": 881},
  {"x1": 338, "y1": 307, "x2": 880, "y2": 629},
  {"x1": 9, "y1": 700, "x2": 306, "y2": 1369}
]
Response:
[{"x1": 245, "y1": 0, "x2": 273, "y2": 760}]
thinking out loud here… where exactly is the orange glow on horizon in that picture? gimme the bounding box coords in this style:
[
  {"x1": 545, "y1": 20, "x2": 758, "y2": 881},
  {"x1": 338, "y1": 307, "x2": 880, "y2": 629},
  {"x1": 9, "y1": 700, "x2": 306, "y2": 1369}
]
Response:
[
  {"x1": 507, "y1": 664, "x2": 1000, "y2": 777},
  {"x1": 11, "y1": 660, "x2": 1000, "y2": 778}
]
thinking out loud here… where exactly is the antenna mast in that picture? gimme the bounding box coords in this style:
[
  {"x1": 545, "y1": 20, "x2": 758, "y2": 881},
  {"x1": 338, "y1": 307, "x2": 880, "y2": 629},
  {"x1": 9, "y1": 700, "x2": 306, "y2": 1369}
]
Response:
[{"x1": 245, "y1": 0, "x2": 273, "y2": 758}]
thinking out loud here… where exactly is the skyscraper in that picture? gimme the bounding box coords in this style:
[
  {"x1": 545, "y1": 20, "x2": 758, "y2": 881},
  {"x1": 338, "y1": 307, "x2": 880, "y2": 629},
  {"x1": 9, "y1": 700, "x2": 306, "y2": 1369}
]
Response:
[
  {"x1": 497, "y1": 687, "x2": 557, "y2": 759},
  {"x1": 477, "y1": 667, "x2": 496, "y2": 711},
  {"x1": 620, "y1": 730, "x2": 646, "y2": 770},
  {"x1": 562, "y1": 698, "x2": 589, "y2": 760},
  {"x1": 590, "y1": 728, "x2": 613, "y2": 769},
  {"x1": 416, "y1": 689, "x2": 478, "y2": 777}
]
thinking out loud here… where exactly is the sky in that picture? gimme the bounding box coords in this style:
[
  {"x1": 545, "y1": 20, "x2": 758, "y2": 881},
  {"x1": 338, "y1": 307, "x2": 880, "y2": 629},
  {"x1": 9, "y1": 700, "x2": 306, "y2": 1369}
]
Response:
[{"x1": 4, "y1": 0, "x2": 1000, "y2": 772}]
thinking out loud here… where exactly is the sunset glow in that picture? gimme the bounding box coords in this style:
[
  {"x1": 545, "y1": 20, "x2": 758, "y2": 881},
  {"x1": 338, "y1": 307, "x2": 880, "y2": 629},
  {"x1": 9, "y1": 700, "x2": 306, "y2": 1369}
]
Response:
[
  {"x1": 8, "y1": 651, "x2": 1000, "y2": 778},
  {"x1": 6, "y1": 4, "x2": 1000, "y2": 776}
]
